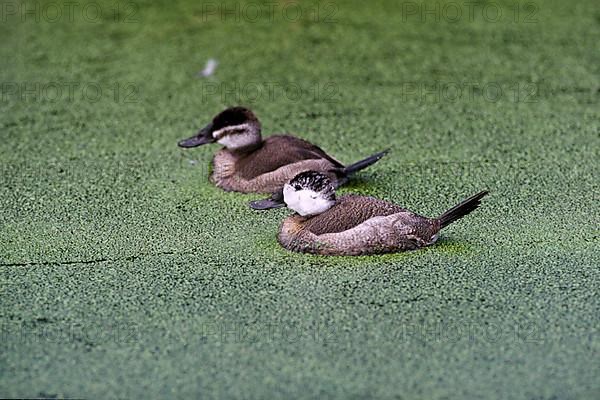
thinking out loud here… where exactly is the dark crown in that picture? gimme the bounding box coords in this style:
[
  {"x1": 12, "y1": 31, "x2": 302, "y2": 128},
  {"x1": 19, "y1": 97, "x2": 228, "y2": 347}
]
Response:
[
  {"x1": 212, "y1": 107, "x2": 259, "y2": 130},
  {"x1": 288, "y1": 171, "x2": 336, "y2": 200}
]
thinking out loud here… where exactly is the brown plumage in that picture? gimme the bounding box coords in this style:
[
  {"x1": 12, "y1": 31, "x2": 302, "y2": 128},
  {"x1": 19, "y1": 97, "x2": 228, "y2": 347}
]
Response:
[
  {"x1": 276, "y1": 172, "x2": 488, "y2": 256},
  {"x1": 211, "y1": 135, "x2": 344, "y2": 193},
  {"x1": 301, "y1": 195, "x2": 410, "y2": 235},
  {"x1": 178, "y1": 107, "x2": 387, "y2": 195},
  {"x1": 233, "y1": 135, "x2": 343, "y2": 179}
]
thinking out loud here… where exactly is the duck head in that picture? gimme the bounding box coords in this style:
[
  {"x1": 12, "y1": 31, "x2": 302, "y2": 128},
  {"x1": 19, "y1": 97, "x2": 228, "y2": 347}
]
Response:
[
  {"x1": 249, "y1": 171, "x2": 339, "y2": 212},
  {"x1": 282, "y1": 171, "x2": 337, "y2": 216},
  {"x1": 178, "y1": 107, "x2": 262, "y2": 151}
]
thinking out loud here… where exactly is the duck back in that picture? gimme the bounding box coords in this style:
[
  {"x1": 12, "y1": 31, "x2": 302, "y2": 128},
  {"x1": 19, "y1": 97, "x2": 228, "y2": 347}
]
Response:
[
  {"x1": 235, "y1": 135, "x2": 343, "y2": 180},
  {"x1": 303, "y1": 195, "x2": 409, "y2": 235}
]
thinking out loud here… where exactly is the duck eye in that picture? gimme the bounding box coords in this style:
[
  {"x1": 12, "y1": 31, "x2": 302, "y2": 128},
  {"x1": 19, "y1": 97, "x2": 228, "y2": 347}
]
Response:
[{"x1": 294, "y1": 185, "x2": 301, "y2": 191}]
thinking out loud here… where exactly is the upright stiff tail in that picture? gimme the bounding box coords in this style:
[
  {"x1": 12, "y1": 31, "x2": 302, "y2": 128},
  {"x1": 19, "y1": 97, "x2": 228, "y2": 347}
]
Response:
[
  {"x1": 341, "y1": 149, "x2": 389, "y2": 176},
  {"x1": 438, "y1": 190, "x2": 489, "y2": 229}
]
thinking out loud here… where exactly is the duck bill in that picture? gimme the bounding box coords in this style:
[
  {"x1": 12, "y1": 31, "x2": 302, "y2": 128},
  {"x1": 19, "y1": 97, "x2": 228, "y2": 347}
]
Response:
[
  {"x1": 178, "y1": 123, "x2": 215, "y2": 148},
  {"x1": 249, "y1": 190, "x2": 286, "y2": 210}
]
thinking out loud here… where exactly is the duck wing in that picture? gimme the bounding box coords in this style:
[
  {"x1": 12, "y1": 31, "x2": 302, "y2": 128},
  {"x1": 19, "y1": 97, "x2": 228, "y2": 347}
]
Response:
[
  {"x1": 236, "y1": 135, "x2": 343, "y2": 180},
  {"x1": 303, "y1": 195, "x2": 410, "y2": 235}
]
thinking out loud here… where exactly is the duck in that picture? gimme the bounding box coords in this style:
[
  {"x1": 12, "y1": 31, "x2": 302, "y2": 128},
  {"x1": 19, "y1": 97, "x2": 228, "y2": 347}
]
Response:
[
  {"x1": 178, "y1": 107, "x2": 388, "y2": 198},
  {"x1": 270, "y1": 171, "x2": 488, "y2": 256}
]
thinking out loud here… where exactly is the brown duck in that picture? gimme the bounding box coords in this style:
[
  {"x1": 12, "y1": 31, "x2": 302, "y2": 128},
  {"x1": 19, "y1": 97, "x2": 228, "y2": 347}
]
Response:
[
  {"x1": 178, "y1": 107, "x2": 387, "y2": 200},
  {"x1": 273, "y1": 171, "x2": 489, "y2": 256}
]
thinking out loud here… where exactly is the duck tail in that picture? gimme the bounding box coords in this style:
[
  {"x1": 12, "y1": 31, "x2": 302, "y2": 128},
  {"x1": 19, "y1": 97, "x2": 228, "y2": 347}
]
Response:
[
  {"x1": 438, "y1": 190, "x2": 489, "y2": 229},
  {"x1": 341, "y1": 149, "x2": 389, "y2": 176}
]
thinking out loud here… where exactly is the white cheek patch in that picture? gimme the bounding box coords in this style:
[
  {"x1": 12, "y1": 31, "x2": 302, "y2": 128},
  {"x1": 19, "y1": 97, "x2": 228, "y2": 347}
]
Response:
[
  {"x1": 212, "y1": 124, "x2": 257, "y2": 150},
  {"x1": 212, "y1": 124, "x2": 249, "y2": 139},
  {"x1": 217, "y1": 133, "x2": 254, "y2": 149},
  {"x1": 283, "y1": 185, "x2": 333, "y2": 216}
]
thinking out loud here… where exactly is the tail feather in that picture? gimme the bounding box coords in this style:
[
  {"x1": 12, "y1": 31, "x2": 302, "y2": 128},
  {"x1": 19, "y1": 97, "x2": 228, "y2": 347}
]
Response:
[
  {"x1": 438, "y1": 190, "x2": 489, "y2": 229},
  {"x1": 341, "y1": 149, "x2": 389, "y2": 176}
]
